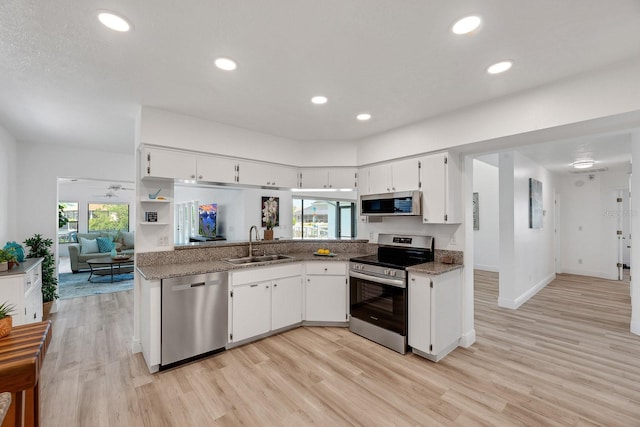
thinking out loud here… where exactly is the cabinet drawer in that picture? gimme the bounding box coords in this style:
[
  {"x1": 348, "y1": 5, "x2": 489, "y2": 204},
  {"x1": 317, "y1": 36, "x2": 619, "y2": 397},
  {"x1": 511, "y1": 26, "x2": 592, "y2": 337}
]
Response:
[
  {"x1": 305, "y1": 262, "x2": 346, "y2": 276},
  {"x1": 230, "y1": 263, "x2": 302, "y2": 286}
]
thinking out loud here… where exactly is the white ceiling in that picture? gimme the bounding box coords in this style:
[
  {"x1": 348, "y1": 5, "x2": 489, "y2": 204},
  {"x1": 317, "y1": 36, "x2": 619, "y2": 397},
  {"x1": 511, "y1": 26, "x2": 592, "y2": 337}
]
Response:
[{"x1": 1, "y1": 0, "x2": 640, "y2": 162}]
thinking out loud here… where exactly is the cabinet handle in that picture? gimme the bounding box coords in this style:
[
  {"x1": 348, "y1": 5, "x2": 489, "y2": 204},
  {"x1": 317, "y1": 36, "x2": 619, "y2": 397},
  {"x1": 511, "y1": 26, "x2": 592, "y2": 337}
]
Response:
[
  {"x1": 307, "y1": 278, "x2": 310, "y2": 282},
  {"x1": 324, "y1": 268, "x2": 328, "y2": 271},
  {"x1": 273, "y1": 284, "x2": 278, "y2": 287},
  {"x1": 198, "y1": 175, "x2": 203, "y2": 180},
  {"x1": 33, "y1": 312, "x2": 36, "y2": 319},
  {"x1": 191, "y1": 174, "x2": 196, "y2": 179},
  {"x1": 250, "y1": 284, "x2": 258, "y2": 287},
  {"x1": 411, "y1": 277, "x2": 415, "y2": 281},
  {"x1": 266, "y1": 285, "x2": 269, "y2": 289}
]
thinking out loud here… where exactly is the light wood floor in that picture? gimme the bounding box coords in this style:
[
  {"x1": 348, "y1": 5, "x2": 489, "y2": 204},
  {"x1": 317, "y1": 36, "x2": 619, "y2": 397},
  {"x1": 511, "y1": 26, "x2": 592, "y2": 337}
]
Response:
[{"x1": 39, "y1": 272, "x2": 640, "y2": 426}]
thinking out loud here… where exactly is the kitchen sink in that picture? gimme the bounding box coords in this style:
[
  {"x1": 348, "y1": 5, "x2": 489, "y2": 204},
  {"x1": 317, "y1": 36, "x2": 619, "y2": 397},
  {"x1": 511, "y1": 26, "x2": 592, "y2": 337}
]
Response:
[{"x1": 224, "y1": 254, "x2": 294, "y2": 265}]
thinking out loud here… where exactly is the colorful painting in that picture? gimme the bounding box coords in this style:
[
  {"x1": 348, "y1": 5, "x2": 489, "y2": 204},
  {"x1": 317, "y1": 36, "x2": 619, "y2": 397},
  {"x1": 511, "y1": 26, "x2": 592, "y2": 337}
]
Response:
[{"x1": 198, "y1": 203, "x2": 217, "y2": 237}]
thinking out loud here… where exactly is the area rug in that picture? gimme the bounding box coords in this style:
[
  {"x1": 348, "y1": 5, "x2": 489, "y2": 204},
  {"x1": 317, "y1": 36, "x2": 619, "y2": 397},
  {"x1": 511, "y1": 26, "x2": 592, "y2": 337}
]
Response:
[{"x1": 58, "y1": 271, "x2": 134, "y2": 299}]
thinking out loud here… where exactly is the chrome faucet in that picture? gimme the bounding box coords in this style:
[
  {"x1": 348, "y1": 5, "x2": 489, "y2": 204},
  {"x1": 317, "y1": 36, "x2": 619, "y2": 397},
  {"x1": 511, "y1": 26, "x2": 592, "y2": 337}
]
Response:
[{"x1": 249, "y1": 225, "x2": 259, "y2": 256}]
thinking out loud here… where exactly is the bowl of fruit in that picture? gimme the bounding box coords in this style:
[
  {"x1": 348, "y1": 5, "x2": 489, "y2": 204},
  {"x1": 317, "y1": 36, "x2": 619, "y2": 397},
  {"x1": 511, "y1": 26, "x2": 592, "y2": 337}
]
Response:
[{"x1": 314, "y1": 248, "x2": 335, "y2": 257}]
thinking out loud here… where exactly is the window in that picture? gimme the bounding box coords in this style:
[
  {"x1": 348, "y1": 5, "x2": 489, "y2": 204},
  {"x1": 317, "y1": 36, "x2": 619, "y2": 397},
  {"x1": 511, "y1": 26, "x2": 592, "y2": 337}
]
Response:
[
  {"x1": 58, "y1": 202, "x2": 78, "y2": 243},
  {"x1": 88, "y1": 203, "x2": 129, "y2": 233},
  {"x1": 292, "y1": 198, "x2": 355, "y2": 239}
]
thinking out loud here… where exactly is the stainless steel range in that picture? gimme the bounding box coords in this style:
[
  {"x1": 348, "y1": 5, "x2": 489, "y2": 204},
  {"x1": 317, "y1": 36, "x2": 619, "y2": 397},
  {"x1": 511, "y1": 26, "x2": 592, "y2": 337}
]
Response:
[{"x1": 349, "y1": 234, "x2": 434, "y2": 354}]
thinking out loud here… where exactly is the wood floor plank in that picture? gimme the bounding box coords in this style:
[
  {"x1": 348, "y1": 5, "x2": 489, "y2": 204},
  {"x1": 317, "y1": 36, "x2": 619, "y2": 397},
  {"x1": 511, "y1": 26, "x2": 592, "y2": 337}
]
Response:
[{"x1": 38, "y1": 271, "x2": 640, "y2": 426}]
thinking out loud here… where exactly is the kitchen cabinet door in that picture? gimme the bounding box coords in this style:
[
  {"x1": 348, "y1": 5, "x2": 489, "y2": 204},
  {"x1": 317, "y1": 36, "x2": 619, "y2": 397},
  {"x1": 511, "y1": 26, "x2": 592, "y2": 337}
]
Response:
[
  {"x1": 391, "y1": 158, "x2": 421, "y2": 192},
  {"x1": 367, "y1": 164, "x2": 392, "y2": 194},
  {"x1": 237, "y1": 160, "x2": 298, "y2": 188},
  {"x1": 197, "y1": 156, "x2": 238, "y2": 184},
  {"x1": 231, "y1": 281, "x2": 271, "y2": 342},
  {"x1": 298, "y1": 168, "x2": 328, "y2": 189},
  {"x1": 357, "y1": 167, "x2": 371, "y2": 194},
  {"x1": 329, "y1": 168, "x2": 357, "y2": 189},
  {"x1": 305, "y1": 275, "x2": 347, "y2": 322},
  {"x1": 420, "y1": 152, "x2": 461, "y2": 224},
  {"x1": 272, "y1": 276, "x2": 302, "y2": 330},
  {"x1": 408, "y1": 269, "x2": 462, "y2": 361},
  {"x1": 141, "y1": 147, "x2": 197, "y2": 180}
]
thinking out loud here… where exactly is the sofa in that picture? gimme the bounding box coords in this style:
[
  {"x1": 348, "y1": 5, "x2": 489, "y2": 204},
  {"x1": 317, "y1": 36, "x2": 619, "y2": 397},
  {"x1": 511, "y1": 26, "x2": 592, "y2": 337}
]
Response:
[{"x1": 68, "y1": 231, "x2": 135, "y2": 273}]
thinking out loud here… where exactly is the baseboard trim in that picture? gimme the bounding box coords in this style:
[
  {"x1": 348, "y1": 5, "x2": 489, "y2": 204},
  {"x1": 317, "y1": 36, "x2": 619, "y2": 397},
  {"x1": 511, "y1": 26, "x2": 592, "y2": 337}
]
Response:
[
  {"x1": 459, "y1": 329, "x2": 476, "y2": 348},
  {"x1": 560, "y1": 268, "x2": 618, "y2": 281},
  {"x1": 631, "y1": 320, "x2": 640, "y2": 336},
  {"x1": 131, "y1": 337, "x2": 142, "y2": 354},
  {"x1": 499, "y1": 272, "x2": 556, "y2": 309}
]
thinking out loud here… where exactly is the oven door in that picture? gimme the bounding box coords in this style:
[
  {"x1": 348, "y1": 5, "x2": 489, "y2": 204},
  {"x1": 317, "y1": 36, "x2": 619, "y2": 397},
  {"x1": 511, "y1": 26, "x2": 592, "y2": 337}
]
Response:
[{"x1": 349, "y1": 271, "x2": 407, "y2": 336}]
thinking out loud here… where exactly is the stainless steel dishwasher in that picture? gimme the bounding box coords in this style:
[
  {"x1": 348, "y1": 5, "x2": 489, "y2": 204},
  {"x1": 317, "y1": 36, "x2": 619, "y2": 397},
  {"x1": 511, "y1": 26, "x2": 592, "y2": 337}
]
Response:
[{"x1": 161, "y1": 272, "x2": 228, "y2": 367}]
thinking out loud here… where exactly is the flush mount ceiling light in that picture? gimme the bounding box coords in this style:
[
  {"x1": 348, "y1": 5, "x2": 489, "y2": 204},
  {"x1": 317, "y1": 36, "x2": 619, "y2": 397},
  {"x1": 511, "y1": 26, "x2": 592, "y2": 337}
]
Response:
[
  {"x1": 311, "y1": 96, "x2": 328, "y2": 105},
  {"x1": 356, "y1": 113, "x2": 372, "y2": 121},
  {"x1": 452, "y1": 15, "x2": 482, "y2": 35},
  {"x1": 572, "y1": 160, "x2": 595, "y2": 169},
  {"x1": 487, "y1": 60, "x2": 513, "y2": 74},
  {"x1": 214, "y1": 57, "x2": 237, "y2": 71},
  {"x1": 97, "y1": 11, "x2": 132, "y2": 32}
]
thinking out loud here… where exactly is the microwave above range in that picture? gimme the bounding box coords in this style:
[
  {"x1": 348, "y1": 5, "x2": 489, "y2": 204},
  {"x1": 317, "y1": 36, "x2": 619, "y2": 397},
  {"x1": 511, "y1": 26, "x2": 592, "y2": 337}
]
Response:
[{"x1": 360, "y1": 190, "x2": 422, "y2": 216}]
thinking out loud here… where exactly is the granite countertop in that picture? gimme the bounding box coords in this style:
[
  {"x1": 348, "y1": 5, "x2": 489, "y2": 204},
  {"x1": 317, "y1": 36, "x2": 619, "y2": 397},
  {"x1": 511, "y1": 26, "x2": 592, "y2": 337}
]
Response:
[
  {"x1": 407, "y1": 262, "x2": 463, "y2": 275},
  {"x1": 137, "y1": 251, "x2": 367, "y2": 280}
]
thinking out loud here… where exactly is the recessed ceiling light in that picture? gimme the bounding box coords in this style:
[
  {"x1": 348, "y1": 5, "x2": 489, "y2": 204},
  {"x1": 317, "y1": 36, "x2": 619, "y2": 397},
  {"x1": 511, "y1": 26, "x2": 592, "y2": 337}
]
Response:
[
  {"x1": 97, "y1": 11, "x2": 132, "y2": 32},
  {"x1": 452, "y1": 16, "x2": 481, "y2": 35},
  {"x1": 311, "y1": 96, "x2": 328, "y2": 105},
  {"x1": 487, "y1": 60, "x2": 513, "y2": 74},
  {"x1": 356, "y1": 113, "x2": 372, "y2": 121},
  {"x1": 214, "y1": 57, "x2": 237, "y2": 71},
  {"x1": 572, "y1": 160, "x2": 595, "y2": 169}
]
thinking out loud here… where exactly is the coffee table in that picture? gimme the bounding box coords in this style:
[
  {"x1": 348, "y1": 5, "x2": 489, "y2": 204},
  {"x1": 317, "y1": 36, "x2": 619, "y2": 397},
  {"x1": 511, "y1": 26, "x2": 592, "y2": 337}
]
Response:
[{"x1": 86, "y1": 256, "x2": 134, "y2": 282}]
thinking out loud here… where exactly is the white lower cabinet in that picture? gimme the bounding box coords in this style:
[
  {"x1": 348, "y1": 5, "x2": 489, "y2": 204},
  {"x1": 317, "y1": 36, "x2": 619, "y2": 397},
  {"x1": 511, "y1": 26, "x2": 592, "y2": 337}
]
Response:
[
  {"x1": 408, "y1": 268, "x2": 462, "y2": 361},
  {"x1": 272, "y1": 275, "x2": 303, "y2": 330},
  {"x1": 231, "y1": 281, "x2": 272, "y2": 342},
  {"x1": 228, "y1": 263, "x2": 303, "y2": 345},
  {"x1": 304, "y1": 262, "x2": 348, "y2": 323},
  {"x1": 0, "y1": 259, "x2": 43, "y2": 326}
]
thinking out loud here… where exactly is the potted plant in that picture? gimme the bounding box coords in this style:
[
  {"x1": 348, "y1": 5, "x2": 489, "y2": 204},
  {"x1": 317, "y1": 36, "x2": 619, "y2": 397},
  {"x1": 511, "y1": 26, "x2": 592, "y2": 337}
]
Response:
[
  {"x1": 0, "y1": 301, "x2": 15, "y2": 338},
  {"x1": 24, "y1": 234, "x2": 58, "y2": 319},
  {"x1": 0, "y1": 248, "x2": 17, "y2": 272},
  {"x1": 262, "y1": 197, "x2": 278, "y2": 240}
]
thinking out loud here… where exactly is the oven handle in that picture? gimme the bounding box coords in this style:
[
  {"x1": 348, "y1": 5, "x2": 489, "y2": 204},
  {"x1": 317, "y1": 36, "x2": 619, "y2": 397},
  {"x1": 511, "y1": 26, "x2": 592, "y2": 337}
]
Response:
[{"x1": 349, "y1": 271, "x2": 406, "y2": 289}]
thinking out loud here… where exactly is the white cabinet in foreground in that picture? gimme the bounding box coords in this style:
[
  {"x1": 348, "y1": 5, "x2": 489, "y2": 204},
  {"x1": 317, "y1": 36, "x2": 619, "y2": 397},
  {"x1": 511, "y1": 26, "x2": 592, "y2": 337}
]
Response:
[
  {"x1": 408, "y1": 268, "x2": 462, "y2": 362},
  {"x1": 0, "y1": 259, "x2": 43, "y2": 326},
  {"x1": 304, "y1": 262, "x2": 348, "y2": 323}
]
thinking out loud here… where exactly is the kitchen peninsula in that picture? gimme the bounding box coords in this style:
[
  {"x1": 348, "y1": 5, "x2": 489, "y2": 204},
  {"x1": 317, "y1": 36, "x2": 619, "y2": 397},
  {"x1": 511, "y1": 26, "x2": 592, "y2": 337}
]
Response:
[{"x1": 136, "y1": 239, "x2": 463, "y2": 372}]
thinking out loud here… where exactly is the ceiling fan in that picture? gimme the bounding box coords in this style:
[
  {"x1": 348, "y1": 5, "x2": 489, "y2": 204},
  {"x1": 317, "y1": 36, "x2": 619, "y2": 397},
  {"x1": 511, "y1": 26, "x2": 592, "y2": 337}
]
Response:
[
  {"x1": 107, "y1": 183, "x2": 134, "y2": 191},
  {"x1": 92, "y1": 190, "x2": 120, "y2": 199}
]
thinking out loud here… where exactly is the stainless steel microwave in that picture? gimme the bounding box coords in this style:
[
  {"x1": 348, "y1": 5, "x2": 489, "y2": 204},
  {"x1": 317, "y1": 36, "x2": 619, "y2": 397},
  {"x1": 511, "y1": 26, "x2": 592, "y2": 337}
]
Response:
[{"x1": 360, "y1": 191, "x2": 422, "y2": 216}]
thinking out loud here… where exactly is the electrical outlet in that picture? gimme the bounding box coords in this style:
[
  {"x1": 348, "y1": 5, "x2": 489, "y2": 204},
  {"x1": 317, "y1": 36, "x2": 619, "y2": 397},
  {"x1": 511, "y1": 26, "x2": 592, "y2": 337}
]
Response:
[
  {"x1": 450, "y1": 235, "x2": 457, "y2": 245},
  {"x1": 159, "y1": 236, "x2": 169, "y2": 246}
]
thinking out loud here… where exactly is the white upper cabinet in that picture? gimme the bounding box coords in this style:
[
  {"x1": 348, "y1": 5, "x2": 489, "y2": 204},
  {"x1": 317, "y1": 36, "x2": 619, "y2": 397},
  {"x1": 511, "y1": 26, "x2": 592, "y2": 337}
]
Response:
[
  {"x1": 419, "y1": 152, "x2": 461, "y2": 224},
  {"x1": 298, "y1": 168, "x2": 357, "y2": 189},
  {"x1": 141, "y1": 147, "x2": 198, "y2": 181},
  {"x1": 361, "y1": 158, "x2": 421, "y2": 194},
  {"x1": 196, "y1": 155, "x2": 238, "y2": 183},
  {"x1": 237, "y1": 160, "x2": 298, "y2": 189}
]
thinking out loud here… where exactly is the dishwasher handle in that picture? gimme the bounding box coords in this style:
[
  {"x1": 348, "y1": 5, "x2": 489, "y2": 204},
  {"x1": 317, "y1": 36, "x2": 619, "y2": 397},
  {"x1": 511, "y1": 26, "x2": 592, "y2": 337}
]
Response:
[{"x1": 170, "y1": 279, "x2": 223, "y2": 292}]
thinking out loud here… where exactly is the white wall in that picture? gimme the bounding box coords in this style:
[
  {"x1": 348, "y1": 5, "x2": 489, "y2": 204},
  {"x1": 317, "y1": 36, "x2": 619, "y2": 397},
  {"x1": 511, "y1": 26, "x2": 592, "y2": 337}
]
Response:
[
  {"x1": 15, "y1": 142, "x2": 135, "y2": 262},
  {"x1": 0, "y1": 125, "x2": 17, "y2": 244},
  {"x1": 140, "y1": 107, "x2": 358, "y2": 167},
  {"x1": 630, "y1": 131, "x2": 640, "y2": 335},
  {"x1": 57, "y1": 179, "x2": 136, "y2": 256},
  {"x1": 557, "y1": 171, "x2": 629, "y2": 279},
  {"x1": 499, "y1": 151, "x2": 556, "y2": 309},
  {"x1": 473, "y1": 159, "x2": 499, "y2": 271},
  {"x1": 356, "y1": 57, "x2": 640, "y2": 165}
]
